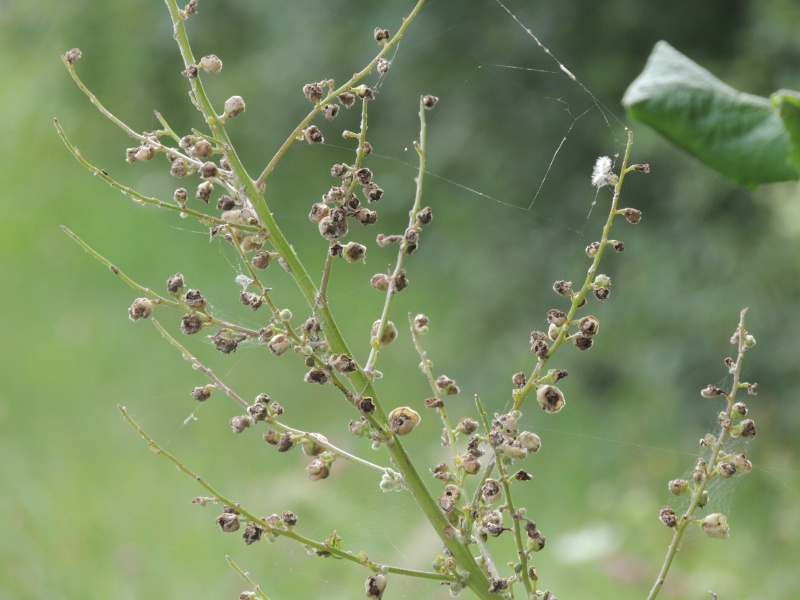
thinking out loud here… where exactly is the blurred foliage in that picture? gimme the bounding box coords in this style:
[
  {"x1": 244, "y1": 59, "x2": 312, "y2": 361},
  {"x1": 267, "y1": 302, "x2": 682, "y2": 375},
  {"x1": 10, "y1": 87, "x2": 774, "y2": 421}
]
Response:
[{"x1": 1, "y1": 1, "x2": 798, "y2": 599}]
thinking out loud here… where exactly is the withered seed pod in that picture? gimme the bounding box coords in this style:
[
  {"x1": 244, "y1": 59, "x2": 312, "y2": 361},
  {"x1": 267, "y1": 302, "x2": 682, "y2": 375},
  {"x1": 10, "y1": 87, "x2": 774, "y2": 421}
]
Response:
[{"x1": 388, "y1": 407, "x2": 420, "y2": 436}]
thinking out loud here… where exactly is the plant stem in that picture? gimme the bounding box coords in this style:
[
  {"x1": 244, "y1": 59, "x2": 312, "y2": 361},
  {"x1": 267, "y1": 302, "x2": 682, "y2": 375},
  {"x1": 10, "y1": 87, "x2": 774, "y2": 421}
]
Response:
[
  {"x1": 513, "y1": 130, "x2": 636, "y2": 411},
  {"x1": 255, "y1": 0, "x2": 428, "y2": 189},
  {"x1": 159, "y1": 3, "x2": 496, "y2": 596},
  {"x1": 118, "y1": 405, "x2": 452, "y2": 583},
  {"x1": 646, "y1": 308, "x2": 750, "y2": 600},
  {"x1": 226, "y1": 555, "x2": 271, "y2": 600},
  {"x1": 475, "y1": 396, "x2": 533, "y2": 596},
  {"x1": 55, "y1": 121, "x2": 259, "y2": 232}
]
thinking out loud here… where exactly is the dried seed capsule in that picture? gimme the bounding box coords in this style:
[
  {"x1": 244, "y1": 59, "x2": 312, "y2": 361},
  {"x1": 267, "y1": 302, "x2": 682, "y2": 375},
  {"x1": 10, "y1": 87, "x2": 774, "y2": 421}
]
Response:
[
  {"x1": 612, "y1": 240, "x2": 625, "y2": 252},
  {"x1": 393, "y1": 270, "x2": 409, "y2": 291},
  {"x1": 519, "y1": 431, "x2": 541, "y2": 453},
  {"x1": 365, "y1": 573, "x2": 387, "y2": 599},
  {"x1": 371, "y1": 320, "x2": 397, "y2": 346},
  {"x1": 733, "y1": 419, "x2": 756, "y2": 439},
  {"x1": 461, "y1": 456, "x2": 481, "y2": 474},
  {"x1": 414, "y1": 314, "x2": 429, "y2": 331},
  {"x1": 181, "y1": 314, "x2": 204, "y2": 335},
  {"x1": 322, "y1": 103, "x2": 339, "y2": 120},
  {"x1": 251, "y1": 251, "x2": 271, "y2": 270},
  {"x1": 623, "y1": 208, "x2": 642, "y2": 223},
  {"x1": 553, "y1": 280, "x2": 572, "y2": 296},
  {"x1": 354, "y1": 208, "x2": 378, "y2": 225},
  {"x1": 373, "y1": 27, "x2": 390, "y2": 44},
  {"x1": 585, "y1": 241, "x2": 601, "y2": 257},
  {"x1": 212, "y1": 332, "x2": 239, "y2": 354},
  {"x1": 370, "y1": 273, "x2": 390, "y2": 291},
  {"x1": 731, "y1": 453, "x2": 752, "y2": 473},
  {"x1": 199, "y1": 54, "x2": 223, "y2": 74},
  {"x1": 184, "y1": 289, "x2": 207, "y2": 310},
  {"x1": 170, "y1": 158, "x2": 188, "y2": 177},
  {"x1": 503, "y1": 442, "x2": 527, "y2": 460},
  {"x1": 128, "y1": 298, "x2": 153, "y2": 321},
  {"x1": 579, "y1": 315, "x2": 600, "y2": 337},
  {"x1": 304, "y1": 368, "x2": 329, "y2": 385},
  {"x1": 276, "y1": 432, "x2": 295, "y2": 452},
  {"x1": 668, "y1": 479, "x2": 688, "y2": 496},
  {"x1": 376, "y1": 58, "x2": 391, "y2": 74},
  {"x1": 191, "y1": 139, "x2": 213, "y2": 158},
  {"x1": 191, "y1": 385, "x2": 214, "y2": 402},
  {"x1": 134, "y1": 145, "x2": 154, "y2": 161},
  {"x1": 482, "y1": 478, "x2": 502, "y2": 504},
  {"x1": 422, "y1": 94, "x2": 439, "y2": 109},
  {"x1": 417, "y1": 206, "x2": 433, "y2": 224},
  {"x1": 216, "y1": 195, "x2": 236, "y2": 211},
  {"x1": 435, "y1": 375, "x2": 460, "y2": 395},
  {"x1": 268, "y1": 334, "x2": 291, "y2": 356},
  {"x1": 354, "y1": 168, "x2": 373, "y2": 185},
  {"x1": 182, "y1": 64, "x2": 199, "y2": 78},
  {"x1": 536, "y1": 385, "x2": 565, "y2": 414},
  {"x1": 302, "y1": 82, "x2": 324, "y2": 102},
  {"x1": 701, "y1": 384, "x2": 726, "y2": 398},
  {"x1": 355, "y1": 396, "x2": 376, "y2": 415},
  {"x1": 196, "y1": 181, "x2": 213, "y2": 203},
  {"x1": 306, "y1": 457, "x2": 330, "y2": 481},
  {"x1": 718, "y1": 461, "x2": 737, "y2": 478},
  {"x1": 215, "y1": 513, "x2": 240, "y2": 532},
  {"x1": 363, "y1": 182, "x2": 384, "y2": 203},
  {"x1": 342, "y1": 242, "x2": 366, "y2": 263},
  {"x1": 659, "y1": 506, "x2": 677, "y2": 528},
  {"x1": 242, "y1": 523, "x2": 263, "y2": 545},
  {"x1": 547, "y1": 309, "x2": 567, "y2": 327},
  {"x1": 388, "y1": 407, "x2": 421, "y2": 436},
  {"x1": 230, "y1": 415, "x2": 251, "y2": 433},
  {"x1": 224, "y1": 96, "x2": 246, "y2": 118},
  {"x1": 573, "y1": 335, "x2": 593, "y2": 351},
  {"x1": 65, "y1": 48, "x2": 82, "y2": 63},
  {"x1": 318, "y1": 213, "x2": 348, "y2": 240},
  {"x1": 247, "y1": 403, "x2": 268, "y2": 422},
  {"x1": 330, "y1": 354, "x2": 357, "y2": 373},
  {"x1": 338, "y1": 91, "x2": 356, "y2": 108},
  {"x1": 701, "y1": 513, "x2": 729, "y2": 539},
  {"x1": 200, "y1": 161, "x2": 218, "y2": 178},
  {"x1": 731, "y1": 402, "x2": 748, "y2": 419},
  {"x1": 303, "y1": 125, "x2": 324, "y2": 144}
]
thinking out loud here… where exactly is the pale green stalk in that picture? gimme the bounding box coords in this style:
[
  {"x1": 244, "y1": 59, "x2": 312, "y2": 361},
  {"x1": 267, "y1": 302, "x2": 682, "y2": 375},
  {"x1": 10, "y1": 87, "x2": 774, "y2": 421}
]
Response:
[
  {"x1": 226, "y1": 555, "x2": 271, "y2": 600},
  {"x1": 119, "y1": 405, "x2": 451, "y2": 583},
  {"x1": 647, "y1": 308, "x2": 751, "y2": 600},
  {"x1": 514, "y1": 130, "x2": 637, "y2": 411}
]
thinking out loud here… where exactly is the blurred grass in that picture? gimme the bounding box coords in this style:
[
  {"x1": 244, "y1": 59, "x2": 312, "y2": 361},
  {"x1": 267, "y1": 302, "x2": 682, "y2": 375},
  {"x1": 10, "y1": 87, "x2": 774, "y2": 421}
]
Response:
[{"x1": 1, "y1": 1, "x2": 798, "y2": 599}]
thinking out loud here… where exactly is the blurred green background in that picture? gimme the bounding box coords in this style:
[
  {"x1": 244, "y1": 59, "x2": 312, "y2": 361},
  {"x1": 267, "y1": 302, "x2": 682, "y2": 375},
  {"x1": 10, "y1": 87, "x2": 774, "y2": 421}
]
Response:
[{"x1": 2, "y1": 1, "x2": 799, "y2": 598}]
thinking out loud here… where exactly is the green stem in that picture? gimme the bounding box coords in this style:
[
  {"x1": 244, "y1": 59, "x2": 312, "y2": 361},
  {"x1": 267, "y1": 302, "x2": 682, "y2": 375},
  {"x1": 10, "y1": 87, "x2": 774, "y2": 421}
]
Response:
[
  {"x1": 475, "y1": 396, "x2": 533, "y2": 595},
  {"x1": 318, "y1": 97, "x2": 371, "y2": 307},
  {"x1": 254, "y1": 0, "x2": 428, "y2": 189},
  {"x1": 646, "y1": 308, "x2": 750, "y2": 600},
  {"x1": 160, "y1": 3, "x2": 495, "y2": 596},
  {"x1": 365, "y1": 100, "x2": 429, "y2": 374},
  {"x1": 54, "y1": 120, "x2": 259, "y2": 233},
  {"x1": 514, "y1": 130, "x2": 636, "y2": 411},
  {"x1": 119, "y1": 405, "x2": 450, "y2": 582},
  {"x1": 62, "y1": 227, "x2": 263, "y2": 338},
  {"x1": 226, "y1": 555, "x2": 271, "y2": 600},
  {"x1": 408, "y1": 313, "x2": 458, "y2": 453}
]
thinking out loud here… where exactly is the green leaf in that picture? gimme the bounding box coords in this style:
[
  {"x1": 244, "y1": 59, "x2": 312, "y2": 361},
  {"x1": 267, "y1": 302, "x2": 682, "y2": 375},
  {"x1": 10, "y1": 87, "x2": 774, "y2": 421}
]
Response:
[
  {"x1": 623, "y1": 41, "x2": 800, "y2": 188},
  {"x1": 771, "y1": 90, "x2": 800, "y2": 174}
]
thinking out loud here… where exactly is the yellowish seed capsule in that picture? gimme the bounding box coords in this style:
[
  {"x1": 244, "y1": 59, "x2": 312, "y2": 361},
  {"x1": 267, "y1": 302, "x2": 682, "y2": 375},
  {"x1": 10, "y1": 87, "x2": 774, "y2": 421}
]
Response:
[{"x1": 388, "y1": 407, "x2": 420, "y2": 436}]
